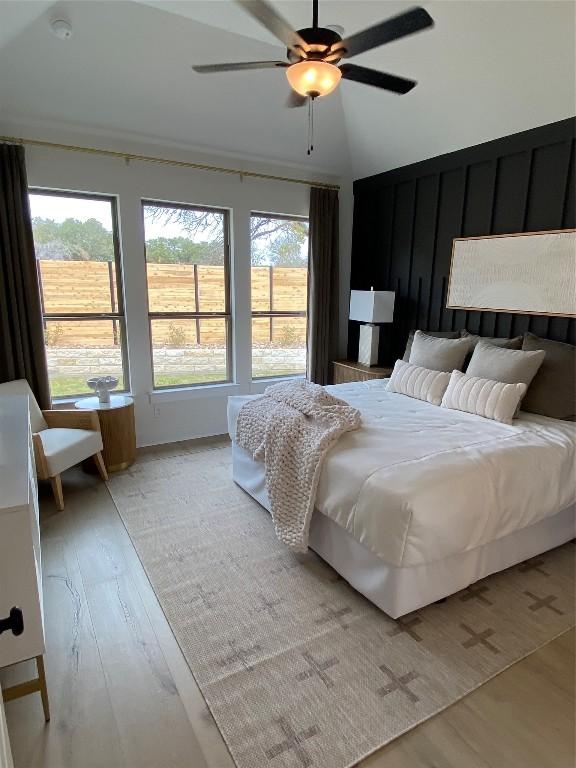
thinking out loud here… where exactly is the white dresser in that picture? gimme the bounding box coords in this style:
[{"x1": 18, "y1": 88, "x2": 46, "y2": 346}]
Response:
[{"x1": 0, "y1": 395, "x2": 49, "y2": 721}]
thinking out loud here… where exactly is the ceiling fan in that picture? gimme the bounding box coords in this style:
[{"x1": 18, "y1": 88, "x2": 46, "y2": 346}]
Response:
[{"x1": 192, "y1": 0, "x2": 434, "y2": 108}]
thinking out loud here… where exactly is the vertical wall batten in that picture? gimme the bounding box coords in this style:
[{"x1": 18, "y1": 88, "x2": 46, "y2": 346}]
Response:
[
  {"x1": 406, "y1": 180, "x2": 418, "y2": 300},
  {"x1": 349, "y1": 118, "x2": 576, "y2": 362},
  {"x1": 386, "y1": 188, "x2": 397, "y2": 288},
  {"x1": 483, "y1": 157, "x2": 501, "y2": 338},
  {"x1": 425, "y1": 173, "x2": 442, "y2": 330},
  {"x1": 521, "y1": 149, "x2": 534, "y2": 230},
  {"x1": 562, "y1": 140, "x2": 575, "y2": 226},
  {"x1": 488, "y1": 157, "x2": 500, "y2": 232}
]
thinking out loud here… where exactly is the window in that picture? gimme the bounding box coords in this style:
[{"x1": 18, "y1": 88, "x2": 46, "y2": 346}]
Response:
[
  {"x1": 250, "y1": 213, "x2": 309, "y2": 379},
  {"x1": 142, "y1": 202, "x2": 231, "y2": 389},
  {"x1": 29, "y1": 191, "x2": 128, "y2": 399}
]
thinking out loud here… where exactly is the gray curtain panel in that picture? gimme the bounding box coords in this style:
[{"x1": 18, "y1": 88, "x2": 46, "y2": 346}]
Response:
[
  {"x1": 307, "y1": 187, "x2": 339, "y2": 385},
  {"x1": 0, "y1": 143, "x2": 50, "y2": 408}
]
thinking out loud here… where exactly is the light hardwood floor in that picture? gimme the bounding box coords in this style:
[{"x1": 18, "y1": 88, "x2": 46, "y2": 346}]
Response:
[{"x1": 2, "y1": 440, "x2": 574, "y2": 768}]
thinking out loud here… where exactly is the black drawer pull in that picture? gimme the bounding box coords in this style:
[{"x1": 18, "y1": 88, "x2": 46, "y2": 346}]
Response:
[{"x1": 0, "y1": 607, "x2": 24, "y2": 636}]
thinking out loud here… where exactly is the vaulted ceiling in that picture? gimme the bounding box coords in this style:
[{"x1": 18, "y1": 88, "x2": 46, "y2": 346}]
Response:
[{"x1": 0, "y1": 1, "x2": 574, "y2": 179}]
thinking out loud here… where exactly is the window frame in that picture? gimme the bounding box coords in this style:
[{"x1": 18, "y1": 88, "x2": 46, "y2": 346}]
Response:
[
  {"x1": 30, "y1": 188, "x2": 130, "y2": 400},
  {"x1": 250, "y1": 211, "x2": 309, "y2": 381},
  {"x1": 142, "y1": 199, "x2": 233, "y2": 391}
]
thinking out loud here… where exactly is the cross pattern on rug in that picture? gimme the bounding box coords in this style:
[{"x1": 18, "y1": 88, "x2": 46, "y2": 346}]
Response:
[
  {"x1": 257, "y1": 593, "x2": 283, "y2": 619},
  {"x1": 185, "y1": 583, "x2": 218, "y2": 610},
  {"x1": 218, "y1": 641, "x2": 263, "y2": 673},
  {"x1": 460, "y1": 623, "x2": 500, "y2": 654},
  {"x1": 295, "y1": 651, "x2": 339, "y2": 689},
  {"x1": 388, "y1": 615, "x2": 423, "y2": 642},
  {"x1": 315, "y1": 602, "x2": 352, "y2": 630},
  {"x1": 518, "y1": 557, "x2": 550, "y2": 576},
  {"x1": 167, "y1": 544, "x2": 189, "y2": 564},
  {"x1": 265, "y1": 716, "x2": 320, "y2": 768},
  {"x1": 524, "y1": 591, "x2": 564, "y2": 615},
  {"x1": 219, "y1": 551, "x2": 249, "y2": 572},
  {"x1": 376, "y1": 663, "x2": 420, "y2": 704}
]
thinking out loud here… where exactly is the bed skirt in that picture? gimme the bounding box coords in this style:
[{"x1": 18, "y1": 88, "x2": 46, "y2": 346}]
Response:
[{"x1": 232, "y1": 442, "x2": 576, "y2": 618}]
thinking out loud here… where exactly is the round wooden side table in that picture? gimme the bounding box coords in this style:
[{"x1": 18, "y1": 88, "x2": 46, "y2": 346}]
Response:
[{"x1": 74, "y1": 395, "x2": 136, "y2": 472}]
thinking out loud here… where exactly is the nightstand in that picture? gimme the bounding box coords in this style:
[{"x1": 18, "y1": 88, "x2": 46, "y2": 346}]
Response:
[
  {"x1": 332, "y1": 360, "x2": 393, "y2": 384},
  {"x1": 75, "y1": 395, "x2": 136, "y2": 472}
]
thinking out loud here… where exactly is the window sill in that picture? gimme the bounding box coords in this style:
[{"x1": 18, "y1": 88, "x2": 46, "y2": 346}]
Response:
[
  {"x1": 51, "y1": 390, "x2": 132, "y2": 407},
  {"x1": 51, "y1": 398, "x2": 78, "y2": 409},
  {"x1": 149, "y1": 382, "x2": 243, "y2": 403},
  {"x1": 249, "y1": 374, "x2": 305, "y2": 394},
  {"x1": 148, "y1": 376, "x2": 305, "y2": 403}
]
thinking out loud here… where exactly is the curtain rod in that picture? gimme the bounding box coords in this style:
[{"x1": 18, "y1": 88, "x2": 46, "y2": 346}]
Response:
[{"x1": 0, "y1": 135, "x2": 339, "y2": 191}]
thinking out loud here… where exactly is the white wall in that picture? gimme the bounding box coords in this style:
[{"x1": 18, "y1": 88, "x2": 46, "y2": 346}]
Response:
[{"x1": 1, "y1": 122, "x2": 350, "y2": 446}]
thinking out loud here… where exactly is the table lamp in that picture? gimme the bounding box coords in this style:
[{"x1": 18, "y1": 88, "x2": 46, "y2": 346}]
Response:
[{"x1": 349, "y1": 289, "x2": 395, "y2": 366}]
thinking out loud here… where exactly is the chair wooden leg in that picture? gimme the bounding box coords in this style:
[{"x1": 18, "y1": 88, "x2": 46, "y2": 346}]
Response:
[
  {"x1": 93, "y1": 451, "x2": 109, "y2": 481},
  {"x1": 49, "y1": 474, "x2": 64, "y2": 511},
  {"x1": 3, "y1": 655, "x2": 50, "y2": 723},
  {"x1": 36, "y1": 655, "x2": 50, "y2": 722}
]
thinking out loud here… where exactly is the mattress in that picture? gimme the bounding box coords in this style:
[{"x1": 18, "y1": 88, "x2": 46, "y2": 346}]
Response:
[{"x1": 228, "y1": 379, "x2": 576, "y2": 568}]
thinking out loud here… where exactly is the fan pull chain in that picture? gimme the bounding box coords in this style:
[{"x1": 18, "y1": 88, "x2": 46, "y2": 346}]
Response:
[
  {"x1": 307, "y1": 97, "x2": 311, "y2": 155},
  {"x1": 311, "y1": 98, "x2": 315, "y2": 154},
  {"x1": 307, "y1": 96, "x2": 315, "y2": 155}
]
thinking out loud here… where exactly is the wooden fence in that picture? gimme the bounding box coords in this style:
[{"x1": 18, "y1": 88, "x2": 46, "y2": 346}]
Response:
[{"x1": 38, "y1": 261, "x2": 307, "y2": 347}]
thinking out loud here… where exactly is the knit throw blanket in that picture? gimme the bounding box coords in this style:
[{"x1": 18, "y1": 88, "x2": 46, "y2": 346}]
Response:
[{"x1": 235, "y1": 380, "x2": 361, "y2": 552}]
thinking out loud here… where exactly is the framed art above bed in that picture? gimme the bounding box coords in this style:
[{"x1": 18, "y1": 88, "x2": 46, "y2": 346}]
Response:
[{"x1": 446, "y1": 229, "x2": 576, "y2": 317}]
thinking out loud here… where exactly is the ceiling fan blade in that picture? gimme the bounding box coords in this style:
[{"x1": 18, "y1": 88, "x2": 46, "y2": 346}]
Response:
[
  {"x1": 235, "y1": 0, "x2": 307, "y2": 54},
  {"x1": 340, "y1": 63, "x2": 416, "y2": 94},
  {"x1": 286, "y1": 90, "x2": 307, "y2": 108},
  {"x1": 335, "y1": 7, "x2": 433, "y2": 59},
  {"x1": 192, "y1": 60, "x2": 287, "y2": 73}
]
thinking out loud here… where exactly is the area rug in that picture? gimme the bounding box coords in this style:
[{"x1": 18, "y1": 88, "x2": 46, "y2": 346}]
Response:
[{"x1": 107, "y1": 444, "x2": 575, "y2": 768}]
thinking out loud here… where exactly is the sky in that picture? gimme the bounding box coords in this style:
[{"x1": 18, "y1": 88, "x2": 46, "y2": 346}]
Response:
[
  {"x1": 28, "y1": 194, "x2": 308, "y2": 261},
  {"x1": 29, "y1": 193, "x2": 196, "y2": 240}
]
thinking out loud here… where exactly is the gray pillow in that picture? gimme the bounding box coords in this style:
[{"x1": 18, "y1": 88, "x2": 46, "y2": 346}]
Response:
[
  {"x1": 461, "y1": 331, "x2": 523, "y2": 367},
  {"x1": 461, "y1": 330, "x2": 523, "y2": 351},
  {"x1": 408, "y1": 330, "x2": 470, "y2": 372},
  {"x1": 466, "y1": 341, "x2": 545, "y2": 388},
  {"x1": 403, "y1": 330, "x2": 460, "y2": 361},
  {"x1": 521, "y1": 333, "x2": 576, "y2": 420}
]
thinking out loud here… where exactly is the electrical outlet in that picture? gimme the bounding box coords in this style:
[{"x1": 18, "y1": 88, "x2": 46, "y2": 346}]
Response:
[{"x1": 153, "y1": 405, "x2": 161, "y2": 417}]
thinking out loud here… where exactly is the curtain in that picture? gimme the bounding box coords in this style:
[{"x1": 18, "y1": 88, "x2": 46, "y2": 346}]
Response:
[
  {"x1": 0, "y1": 144, "x2": 50, "y2": 408},
  {"x1": 307, "y1": 186, "x2": 339, "y2": 385}
]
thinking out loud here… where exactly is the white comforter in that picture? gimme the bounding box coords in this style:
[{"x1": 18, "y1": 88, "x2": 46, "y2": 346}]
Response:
[{"x1": 228, "y1": 379, "x2": 576, "y2": 568}]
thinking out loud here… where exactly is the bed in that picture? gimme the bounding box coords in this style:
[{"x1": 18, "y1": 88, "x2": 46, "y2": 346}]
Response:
[{"x1": 227, "y1": 379, "x2": 576, "y2": 618}]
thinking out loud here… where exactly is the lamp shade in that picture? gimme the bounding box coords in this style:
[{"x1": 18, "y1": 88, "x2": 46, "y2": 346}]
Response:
[
  {"x1": 349, "y1": 290, "x2": 395, "y2": 323},
  {"x1": 286, "y1": 61, "x2": 342, "y2": 98}
]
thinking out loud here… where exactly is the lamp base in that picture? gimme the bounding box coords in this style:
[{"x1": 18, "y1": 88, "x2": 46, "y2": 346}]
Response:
[{"x1": 358, "y1": 324, "x2": 380, "y2": 367}]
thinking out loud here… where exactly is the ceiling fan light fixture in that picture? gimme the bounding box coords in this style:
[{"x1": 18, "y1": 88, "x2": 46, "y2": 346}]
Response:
[{"x1": 286, "y1": 60, "x2": 341, "y2": 98}]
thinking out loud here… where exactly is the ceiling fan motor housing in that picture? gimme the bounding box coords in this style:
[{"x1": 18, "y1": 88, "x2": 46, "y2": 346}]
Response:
[{"x1": 287, "y1": 27, "x2": 345, "y2": 64}]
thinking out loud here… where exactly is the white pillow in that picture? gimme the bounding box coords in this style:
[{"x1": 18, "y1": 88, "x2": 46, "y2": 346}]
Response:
[
  {"x1": 387, "y1": 360, "x2": 451, "y2": 406},
  {"x1": 441, "y1": 370, "x2": 527, "y2": 424}
]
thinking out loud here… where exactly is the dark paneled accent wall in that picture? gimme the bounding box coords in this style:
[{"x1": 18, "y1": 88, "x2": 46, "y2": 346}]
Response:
[{"x1": 349, "y1": 118, "x2": 576, "y2": 364}]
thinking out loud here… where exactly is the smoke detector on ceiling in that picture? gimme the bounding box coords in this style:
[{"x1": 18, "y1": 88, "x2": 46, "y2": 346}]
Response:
[{"x1": 50, "y1": 18, "x2": 73, "y2": 40}]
